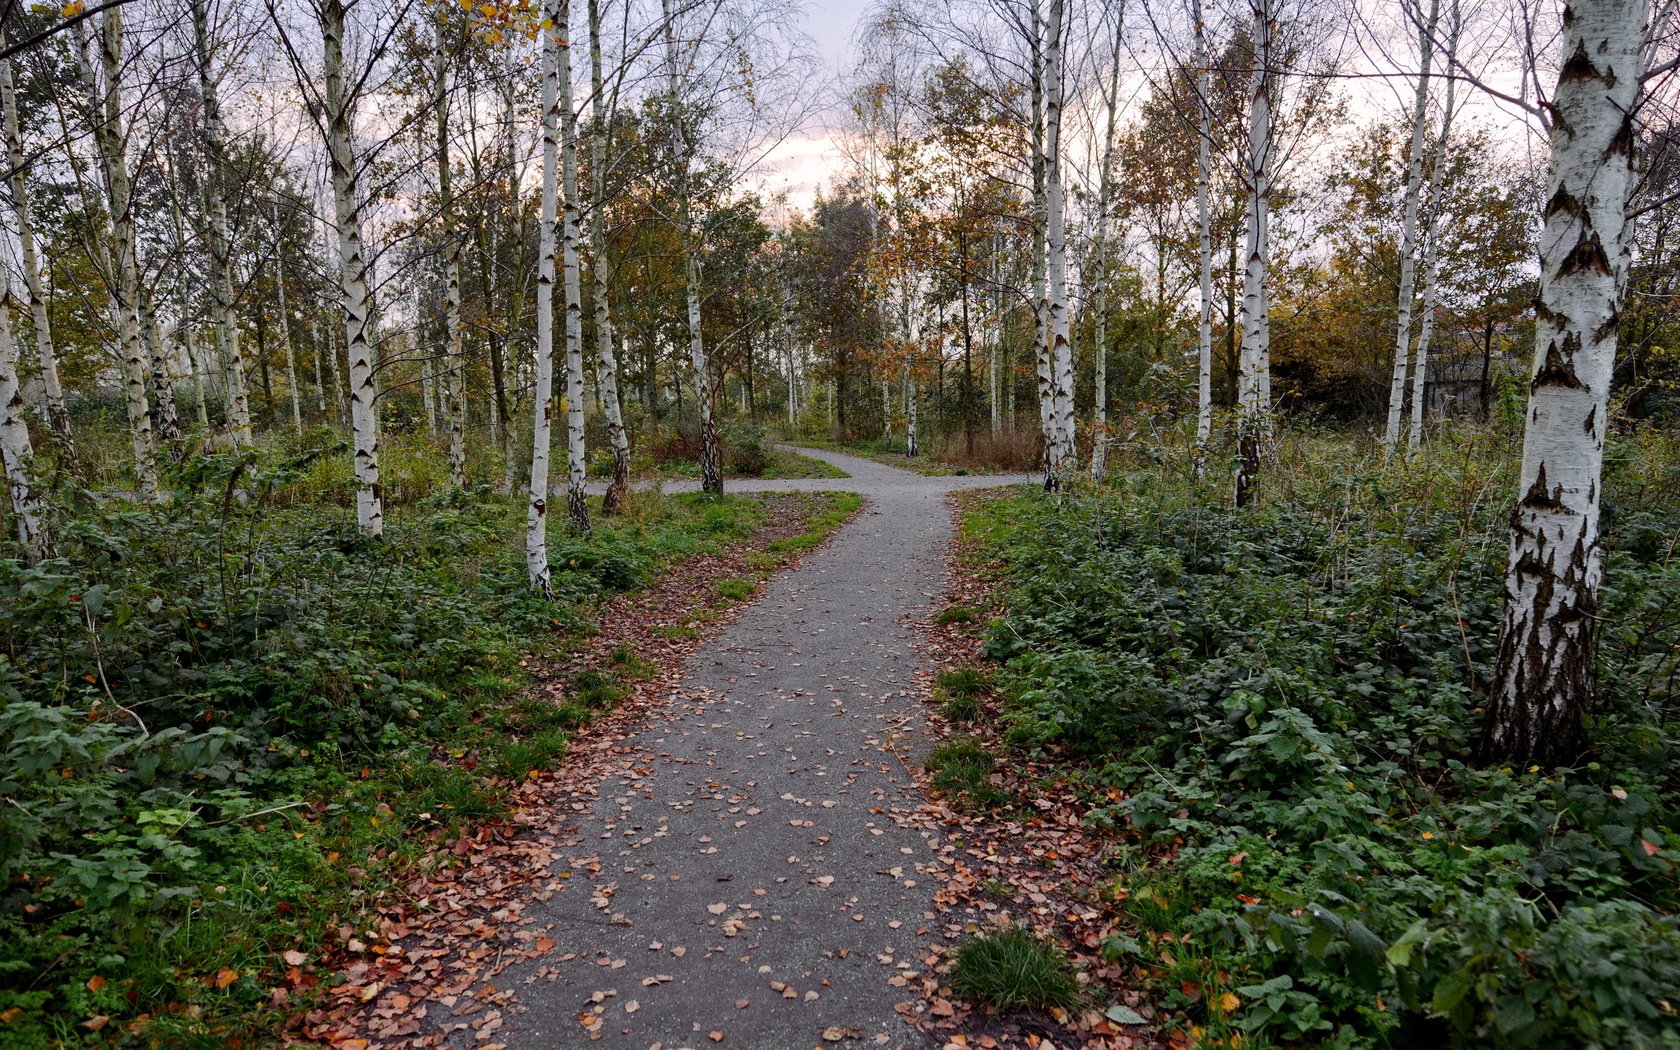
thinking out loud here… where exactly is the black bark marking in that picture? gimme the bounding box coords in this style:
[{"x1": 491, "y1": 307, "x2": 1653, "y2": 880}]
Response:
[
  {"x1": 1557, "y1": 38, "x2": 1597, "y2": 86},
  {"x1": 1557, "y1": 226, "x2": 1610, "y2": 278},
  {"x1": 1534, "y1": 334, "x2": 1584, "y2": 389},
  {"x1": 1583, "y1": 403, "x2": 1596, "y2": 435}
]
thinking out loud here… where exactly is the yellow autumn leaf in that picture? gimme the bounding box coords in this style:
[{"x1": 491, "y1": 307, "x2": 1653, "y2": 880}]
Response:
[
  {"x1": 214, "y1": 968, "x2": 238, "y2": 989},
  {"x1": 1219, "y1": 992, "x2": 1241, "y2": 1013},
  {"x1": 61, "y1": 1, "x2": 86, "y2": 16}
]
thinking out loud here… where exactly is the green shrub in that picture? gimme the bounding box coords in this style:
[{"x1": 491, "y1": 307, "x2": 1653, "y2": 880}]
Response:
[
  {"x1": 720, "y1": 421, "x2": 771, "y2": 476},
  {"x1": 950, "y1": 927, "x2": 1085, "y2": 1012},
  {"x1": 936, "y1": 605, "x2": 980, "y2": 624},
  {"x1": 966, "y1": 433, "x2": 1680, "y2": 1048},
  {"x1": 717, "y1": 578, "x2": 755, "y2": 601},
  {"x1": 925, "y1": 735, "x2": 1007, "y2": 809}
]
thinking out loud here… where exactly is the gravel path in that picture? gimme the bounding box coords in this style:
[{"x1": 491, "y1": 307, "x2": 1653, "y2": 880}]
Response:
[{"x1": 504, "y1": 449, "x2": 1032, "y2": 1050}]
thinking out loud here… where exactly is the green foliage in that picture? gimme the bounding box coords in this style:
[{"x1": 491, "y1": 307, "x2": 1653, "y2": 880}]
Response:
[
  {"x1": 967, "y1": 434, "x2": 1680, "y2": 1049},
  {"x1": 936, "y1": 605, "x2": 980, "y2": 624},
  {"x1": 936, "y1": 666, "x2": 989, "y2": 722},
  {"x1": 719, "y1": 421, "x2": 772, "y2": 476},
  {"x1": 717, "y1": 578, "x2": 756, "y2": 601},
  {"x1": 925, "y1": 734, "x2": 1008, "y2": 809},
  {"x1": 0, "y1": 447, "x2": 780, "y2": 1042},
  {"x1": 950, "y1": 927, "x2": 1086, "y2": 1012}
]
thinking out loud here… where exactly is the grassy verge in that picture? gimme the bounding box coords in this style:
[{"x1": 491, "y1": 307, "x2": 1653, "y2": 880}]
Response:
[
  {"x1": 0, "y1": 442, "x2": 855, "y2": 1047},
  {"x1": 952, "y1": 425, "x2": 1680, "y2": 1049},
  {"x1": 648, "y1": 446, "x2": 850, "y2": 481}
]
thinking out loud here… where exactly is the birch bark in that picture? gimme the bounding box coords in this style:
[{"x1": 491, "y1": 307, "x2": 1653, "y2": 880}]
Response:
[
  {"x1": 1234, "y1": 0, "x2": 1272, "y2": 508},
  {"x1": 1478, "y1": 0, "x2": 1644, "y2": 767},
  {"x1": 1042, "y1": 0, "x2": 1075, "y2": 487},
  {"x1": 1409, "y1": 0, "x2": 1462, "y2": 448},
  {"x1": 527, "y1": 0, "x2": 562, "y2": 594},
  {"x1": 587, "y1": 0, "x2": 632, "y2": 514},
  {"x1": 1193, "y1": 7, "x2": 1214, "y2": 464},
  {"x1": 322, "y1": 0, "x2": 383, "y2": 535},
  {"x1": 272, "y1": 204, "x2": 303, "y2": 434},
  {"x1": 558, "y1": 0, "x2": 591, "y2": 533},
  {"x1": 190, "y1": 0, "x2": 251, "y2": 445},
  {"x1": 1089, "y1": 5, "x2": 1125, "y2": 481},
  {"x1": 1384, "y1": 0, "x2": 1439, "y2": 450},
  {"x1": 0, "y1": 292, "x2": 48, "y2": 554},
  {"x1": 82, "y1": 14, "x2": 157, "y2": 498},
  {"x1": 435, "y1": 19, "x2": 468, "y2": 487},
  {"x1": 1, "y1": 56, "x2": 72, "y2": 453}
]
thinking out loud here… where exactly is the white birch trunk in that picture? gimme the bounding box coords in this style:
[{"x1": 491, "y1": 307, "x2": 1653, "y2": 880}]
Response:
[
  {"x1": 190, "y1": 0, "x2": 251, "y2": 445},
  {"x1": 0, "y1": 292, "x2": 48, "y2": 553},
  {"x1": 664, "y1": 0, "x2": 720, "y2": 493},
  {"x1": 1480, "y1": 0, "x2": 1644, "y2": 767},
  {"x1": 142, "y1": 295, "x2": 181, "y2": 443},
  {"x1": 1, "y1": 56, "x2": 72, "y2": 453},
  {"x1": 585, "y1": 0, "x2": 631, "y2": 514},
  {"x1": 1193, "y1": 8, "x2": 1214, "y2": 462},
  {"x1": 311, "y1": 321, "x2": 327, "y2": 417},
  {"x1": 1409, "y1": 0, "x2": 1462, "y2": 448},
  {"x1": 558, "y1": 0, "x2": 590, "y2": 533},
  {"x1": 527, "y1": 0, "x2": 562, "y2": 594},
  {"x1": 1042, "y1": 0, "x2": 1075, "y2": 486},
  {"x1": 273, "y1": 205, "x2": 303, "y2": 434},
  {"x1": 82, "y1": 14, "x2": 157, "y2": 498},
  {"x1": 1384, "y1": 0, "x2": 1439, "y2": 450},
  {"x1": 435, "y1": 19, "x2": 468, "y2": 487},
  {"x1": 322, "y1": 0, "x2": 382, "y2": 535},
  {"x1": 1234, "y1": 0, "x2": 1273, "y2": 508},
  {"x1": 1028, "y1": 0, "x2": 1052, "y2": 459},
  {"x1": 1090, "y1": 6, "x2": 1125, "y2": 481}
]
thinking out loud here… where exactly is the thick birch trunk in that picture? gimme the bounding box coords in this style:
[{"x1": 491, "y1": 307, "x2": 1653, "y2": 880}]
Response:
[
  {"x1": 435, "y1": 20, "x2": 468, "y2": 486},
  {"x1": 1041, "y1": 0, "x2": 1075, "y2": 488},
  {"x1": 1478, "y1": 0, "x2": 1643, "y2": 768},
  {"x1": 0, "y1": 293, "x2": 48, "y2": 553},
  {"x1": 527, "y1": 2, "x2": 562, "y2": 594},
  {"x1": 82, "y1": 15, "x2": 157, "y2": 498},
  {"x1": 190, "y1": 0, "x2": 250, "y2": 445},
  {"x1": 1193, "y1": 11, "x2": 1214, "y2": 464},
  {"x1": 558, "y1": 0, "x2": 590, "y2": 533},
  {"x1": 1384, "y1": 0, "x2": 1438, "y2": 450},
  {"x1": 322, "y1": 0, "x2": 382, "y2": 536},
  {"x1": 1409, "y1": 0, "x2": 1462, "y2": 448},
  {"x1": 1235, "y1": 0, "x2": 1273, "y2": 508},
  {"x1": 1, "y1": 57, "x2": 72, "y2": 453}
]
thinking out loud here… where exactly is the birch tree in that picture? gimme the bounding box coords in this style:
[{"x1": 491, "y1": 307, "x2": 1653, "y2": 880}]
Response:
[
  {"x1": 1, "y1": 53, "x2": 73, "y2": 453},
  {"x1": 435, "y1": 15, "x2": 467, "y2": 487},
  {"x1": 191, "y1": 0, "x2": 254, "y2": 445},
  {"x1": 1383, "y1": 0, "x2": 1439, "y2": 451},
  {"x1": 588, "y1": 0, "x2": 632, "y2": 513},
  {"x1": 0, "y1": 290, "x2": 48, "y2": 554},
  {"x1": 1234, "y1": 0, "x2": 1273, "y2": 508},
  {"x1": 1407, "y1": 0, "x2": 1463, "y2": 448},
  {"x1": 527, "y1": 0, "x2": 563, "y2": 594},
  {"x1": 1192, "y1": 4, "x2": 1215, "y2": 465},
  {"x1": 1040, "y1": 0, "x2": 1075, "y2": 487},
  {"x1": 1088, "y1": 2, "x2": 1125, "y2": 481},
  {"x1": 558, "y1": 0, "x2": 591, "y2": 533},
  {"x1": 1477, "y1": 0, "x2": 1646, "y2": 768}
]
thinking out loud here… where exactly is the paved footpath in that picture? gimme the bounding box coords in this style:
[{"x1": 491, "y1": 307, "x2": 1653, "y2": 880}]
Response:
[{"x1": 503, "y1": 449, "x2": 1032, "y2": 1050}]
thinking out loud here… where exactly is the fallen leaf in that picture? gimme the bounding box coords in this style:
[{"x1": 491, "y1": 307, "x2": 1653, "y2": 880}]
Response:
[
  {"x1": 1220, "y1": 992, "x2": 1241, "y2": 1012},
  {"x1": 804, "y1": 990, "x2": 819, "y2": 1002},
  {"x1": 624, "y1": 1000, "x2": 640, "y2": 1013},
  {"x1": 0, "y1": 1007, "x2": 20, "y2": 1023},
  {"x1": 734, "y1": 999, "x2": 749, "y2": 1009},
  {"x1": 214, "y1": 968, "x2": 239, "y2": 989},
  {"x1": 81, "y1": 1017, "x2": 110, "y2": 1031},
  {"x1": 709, "y1": 1031, "x2": 724, "y2": 1042},
  {"x1": 282, "y1": 950, "x2": 307, "y2": 967},
  {"x1": 85, "y1": 976, "x2": 106, "y2": 992},
  {"x1": 1105, "y1": 1003, "x2": 1148, "y2": 1025},
  {"x1": 707, "y1": 902, "x2": 728, "y2": 915}
]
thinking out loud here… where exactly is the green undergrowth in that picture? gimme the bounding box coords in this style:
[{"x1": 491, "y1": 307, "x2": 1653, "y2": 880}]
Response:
[
  {"x1": 0, "y1": 444, "x2": 838, "y2": 1046},
  {"x1": 950, "y1": 926, "x2": 1087, "y2": 1013},
  {"x1": 961, "y1": 426, "x2": 1680, "y2": 1050}
]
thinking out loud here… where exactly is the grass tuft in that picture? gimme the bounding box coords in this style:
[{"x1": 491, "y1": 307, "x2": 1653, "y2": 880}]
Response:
[{"x1": 950, "y1": 927, "x2": 1085, "y2": 1012}]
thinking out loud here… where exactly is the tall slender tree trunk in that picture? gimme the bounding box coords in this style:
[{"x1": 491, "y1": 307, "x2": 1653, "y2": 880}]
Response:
[
  {"x1": 1193, "y1": 7, "x2": 1214, "y2": 468},
  {"x1": 322, "y1": 0, "x2": 383, "y2": 535},
  {"x1": 664, "y1": 0, "x2": 720, "y2": 493},
  {"x1": 558, "y1": 0, "x2": 591, "y2": 533},
  {"x1": 190, "y1": 0, "x2": 251, "y2": 445},
  {"x1": 1028, "y1": 0, "x2": 1052, "y2": 461},
  {"x1": 0, "y1": 292, "x2": 48, "y2": 554},
  {"x1": 142, "y1": 293, "x2": 181, "y2": 443},
  {"x1": 1234, "y1": 0, "x2": 1273, "y2": 508},
  {"x1": 527, "y1": 0, "x2": 563, "y2": 594},
  {"x1": 587, "y1": 0, "x2": 631, "y2": 513},
  {"x1": 310, "y1": 320, "x2": 327, "y2": 418},
  {"x1": 435, "y1": 19, "x2": 468, "y2": 487},
  {"x1": 1042, "y1": 0, "x2": 1075, "y2": 488},
  {"x1": 272, "y1": 204, "x2": 303, "y2": 434},
  {"x1": 1410, "y1": 0, "x2": 1462, "y2": 448},
  {"x1": 1090, "y1": 5, "x2": 1125, "y2": 481},
  {"x1": 1478, "y1": 0, "x2": 1643, "y2": 768},
  {"x1": 81, "y1": 14, "x2": 157, "y2": 498},
  {"x1": 166, "y1": 162, "x2": 212, "y2": 431},
  {"x1": 1, "y1": 55, "x2": 72, "y2": 454},
  {"x1": 1385, "y1": 0, "x2": 1439, "y2": 450}
]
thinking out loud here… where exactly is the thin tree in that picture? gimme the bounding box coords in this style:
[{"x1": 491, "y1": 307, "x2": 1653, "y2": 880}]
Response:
[
  {"x1": 0, "y1": 289, "x2": 49, "y2": 554},
  {"x1": 1383, "y1": 0, "x2": 1439, "y2": 451},
  {"x1": 435, "y1": 14, "x2": 468, "y2": 486},
  {"x1": 587, "y1": 0, "x2": 632, "y2": 513},
  {"x1": 559, "y1": 0, "x2": 591, "y2": 533},
  {"x1": 1407, "y1": 0, "x2": 1463, "y2": 448},
  {"x1": 528, "y1": 0, "x2": 563, "y2": 594},
  {"x1": 1234, "y1": 0, "x2": 1273, "y2": 508}
]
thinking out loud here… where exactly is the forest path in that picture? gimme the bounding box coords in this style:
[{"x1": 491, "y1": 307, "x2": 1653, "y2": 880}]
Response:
[{"x1": 501, "y1": 449, "x2": 1032, "y2": 1050}]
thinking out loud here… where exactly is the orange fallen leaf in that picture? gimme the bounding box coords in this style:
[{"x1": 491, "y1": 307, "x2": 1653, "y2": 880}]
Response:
[
  {"x1": 85, "y1": 976, "x2": 106, "y2": 992},
  {"x1": 709, "y1": 1032, "x2": 724, "y2": 1042},
  {"x1": 215, "y1": 968, "x2": 239, "y2": 989},
  {"x1": 1219, "y1": 992, "x2": 1241, "y2": 1012},
  {"x1": 0, "y1": 1007, "x2": 20, "y2": 1023},
  {"x1": 82, "y1": 1016, "x2": 110, "y2": 1031},
  {"x1": 535, "y1": 937, "x2": 556, "y2": 952}
]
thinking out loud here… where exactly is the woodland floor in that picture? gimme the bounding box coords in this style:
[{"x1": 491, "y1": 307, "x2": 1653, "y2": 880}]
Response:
[{"x1": 304, "y1": 449, "x2": 1135, "y2": 1050}]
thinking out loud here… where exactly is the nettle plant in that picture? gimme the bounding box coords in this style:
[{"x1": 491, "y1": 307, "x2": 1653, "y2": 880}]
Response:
[{"x1": 977, "y1": 471, "x2": 1680, "y2": 1049}]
